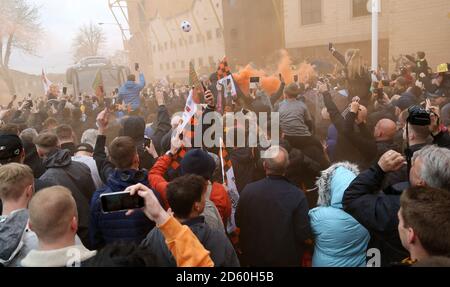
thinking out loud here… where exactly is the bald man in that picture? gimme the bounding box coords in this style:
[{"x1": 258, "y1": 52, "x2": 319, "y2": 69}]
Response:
[
  {"x1": 373, "y1": 119, "x2": 401, "y2": 159},
  {"x1": 374, "y1": 119, "x2": 397, "y2": 142},
  {"x1": 21, "y1": 186, "x2": 96, "y2": 267},
  {"x1": 236, "y1": 146, "x2": 311, "y2": 266}
]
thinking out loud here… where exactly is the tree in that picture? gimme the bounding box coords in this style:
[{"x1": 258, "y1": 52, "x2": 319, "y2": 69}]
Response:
[
  {"x1": 72, "y1": 23, "x2": 106, "y2": 62},
  {"x1": 0, "y1": 0, "x2": 43, "y2": 95}
]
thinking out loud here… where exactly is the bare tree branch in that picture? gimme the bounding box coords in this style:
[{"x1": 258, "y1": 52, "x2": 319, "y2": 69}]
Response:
[
  {"x1": 72, "y1": 22, "x2": 107, "y2": 62},
  {"x1": 0, "y1": 0, "x2": 42, "y2": 95}
]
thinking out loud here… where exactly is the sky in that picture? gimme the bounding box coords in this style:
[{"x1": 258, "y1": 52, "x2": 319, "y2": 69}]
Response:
[{"x1": 9, "y1": 0, "x2": 124, "y2": 75}]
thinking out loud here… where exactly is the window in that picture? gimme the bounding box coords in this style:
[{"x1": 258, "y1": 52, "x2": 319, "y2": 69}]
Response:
[
  {"x1": 160, "y1": 63, "x2": 164, "y2": 71},
  {"x1": 196, "y1": 33, "x2": 202, "y2": 43},
  {"x1": 300, "y1": 0, "x2": 322, "y2": 25},
  {"x1": 179, "y1": 38, "x2": 183, "y2": 46},
  {"x1": 166, "y1": 63, "x2": 170, "y2": 70},
  {"x1": 216, "y1": 28, "x2": 222, "y2": 38},
  {"x1": 206, "y1": 30, "x2": 212, "y2": 40},
  {"x1": 353, "y1": 0, "x2": 370, "y2": 17},
  {"x1": 189, "y1": 35, "x2": 194, "y2": 44},
  {"x1": 172, "y1": 62, "x2": 176, "y2": 69},
  {"x1": 181, "y1": 60, "x2": 186, "y2": 69},
  {"x1": 153, "y1": 45, "x2": 156, "y2": 52},
  {"x1": 198, "y1": 58, "x2": 204, "y2": 67}
]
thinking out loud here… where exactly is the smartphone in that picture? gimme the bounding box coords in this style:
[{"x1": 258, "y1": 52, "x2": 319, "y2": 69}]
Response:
[
  {"x1": 144, "y1": 137, "x2": 151, "y2": 148},
  {"x1": 294, "y1": 75, "x2": 299, "y2": 83},
  {"x1": 250, "y1": 77, "x2": 260, "y2": 89},
  {"x1": 135, "y1": 63, "x2": 140, "y2": 71},
  {"x1": 201, "y1": 81, "x2": 208, "y2": 92},
  {"x1": 100, "y1": 191, "x2": 145, "y2": 214},
  {"x1": 63, "y1": 87, "x2": 67, "y2": 95}
]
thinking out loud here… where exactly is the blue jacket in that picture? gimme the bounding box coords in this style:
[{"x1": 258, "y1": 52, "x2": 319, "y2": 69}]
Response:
[
  {"x1": 89, "y1": 169, "x2": 160, "y2": 249},
  {"x1": 118, "y1": 73, "x2": 145, "y2": 111},
  {"x1": 309, "y1": 164, "x2": 370, "y2": 267}
]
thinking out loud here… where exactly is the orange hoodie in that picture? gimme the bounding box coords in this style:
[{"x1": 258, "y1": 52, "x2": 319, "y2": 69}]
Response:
[{"x1": 159, "y1": 216, "x2": 214, "y2": 267}]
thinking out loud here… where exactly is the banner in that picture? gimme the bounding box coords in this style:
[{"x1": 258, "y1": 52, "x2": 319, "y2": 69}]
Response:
[
  {"x1": 41, "y1": 69, "x2": 52, "y2": 94},
  {"x1": 219, "y1": 137, "x2": 240, "y2": 234}
]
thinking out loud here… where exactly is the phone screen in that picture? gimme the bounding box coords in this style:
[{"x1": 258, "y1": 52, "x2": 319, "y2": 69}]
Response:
[
  {"x1": 144, "y1": 137, "x2": 151, "y2": 148},
  {"x1": 63, "y1": 87, "x2": 67, "y2": 95},
  {"x1": 100, "y1": 192, "x2": 145, "y2": 213},
  {"x1": 250, "y1": 77, "x2": 260, "y2": 89},
  {"x1": 135, "y1": 63, "x2": 139, "y2": 71}
]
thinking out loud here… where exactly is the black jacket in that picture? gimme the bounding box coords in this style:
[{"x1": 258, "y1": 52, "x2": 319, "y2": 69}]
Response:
[
  {"x1": 149, "y1": 105, "x2": 172, "y2": 155},
  {"x1": 39, "y1": 149, "x2": 96, "y2": 247},
  {"x1": 236, "y1": 176, "x2": 311, "y2": 266},
  {"x1": 343, "y1": 164, "x2": 409, "y2": 266},
  {"x1": 230, "y1": 147, "x2": 258, "y2": 193},
  {"x1": 141, "y1": 216, "x2": 239, "y2": 267},
  {"x1": 323, "y1": 91, "x2": 375, "y2": 169},
  {"x1": 22, "y1": 140, "x2": 46, "y2": 178}
]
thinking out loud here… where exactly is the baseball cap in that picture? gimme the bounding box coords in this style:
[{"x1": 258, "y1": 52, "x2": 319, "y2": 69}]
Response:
[{"x1": 0, "y1": 134, "x2": 23, "y2": 162}]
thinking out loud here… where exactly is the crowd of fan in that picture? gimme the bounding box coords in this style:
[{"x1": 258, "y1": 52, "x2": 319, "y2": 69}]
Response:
[{"x1": 0, "y1": 52, "x2": 450, "y2": 268}]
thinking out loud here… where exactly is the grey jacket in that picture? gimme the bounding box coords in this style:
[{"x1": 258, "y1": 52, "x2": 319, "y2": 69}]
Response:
[
  {"x1": 141, "y1": 216, "x2": 239, "y2": 267},
  {"x1": 0, "y1": 209, "x2": 38, "y2": 267}
]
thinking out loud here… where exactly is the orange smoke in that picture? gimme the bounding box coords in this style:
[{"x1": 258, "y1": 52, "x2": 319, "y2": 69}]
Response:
[
  {"x1": 232, "y1": 65, "x2": 264, "y2": 96},
  {"x1": 231, "y1": 50, "x2": 317, "y2": 97},
  {"x1": 278, "y1": 50, "x2": 293, "y2": 85},
  {"x1": 296, "y1": 62, "x2": 318, "y2": 85},
  {"x1": 260, "y1": 76, "x2": 281, "y2": 95}
]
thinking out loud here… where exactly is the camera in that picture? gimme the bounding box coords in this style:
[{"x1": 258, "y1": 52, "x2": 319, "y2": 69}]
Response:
[{"x1": 407, "y1": 105, "x2": 431, "y2": 126}]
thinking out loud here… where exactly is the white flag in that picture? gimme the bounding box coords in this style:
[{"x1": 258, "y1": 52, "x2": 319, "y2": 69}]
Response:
[
  {"x1": 217, "y1": 75, "x2": 237, "y2": 98},
  {"x1": 41, "y1": 69, "x2": 52, "y2": 95},
  {"x1": 219, "y1": 137, "x2": 240, "y2": 234},
  {"x1": 179, "y1": 88, "x2": 198, "y2": 131}
]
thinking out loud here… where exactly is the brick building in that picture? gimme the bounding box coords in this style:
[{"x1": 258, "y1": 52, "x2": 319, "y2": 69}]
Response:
[{"x1": 284, "y1": 0, "x2": 450, "y2": 73}]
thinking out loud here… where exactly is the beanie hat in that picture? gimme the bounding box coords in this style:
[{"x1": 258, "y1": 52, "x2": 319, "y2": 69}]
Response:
[{"x1": 180, "y1": 149, "x2": 216, "y2": 180}]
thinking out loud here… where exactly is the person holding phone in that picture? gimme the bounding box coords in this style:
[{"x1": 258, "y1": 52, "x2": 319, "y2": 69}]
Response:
[
  {"x1": 117, "y1": 63, "x2": 146, "y2": 116},
  {"x1": 89, "y1": 135, "x2": 163, "y2": 250}
]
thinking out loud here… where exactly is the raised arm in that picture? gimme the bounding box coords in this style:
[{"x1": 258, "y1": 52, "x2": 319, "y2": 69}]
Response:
[{"x1": 343, "y1": 150, "x2": 406, "y2": 232}]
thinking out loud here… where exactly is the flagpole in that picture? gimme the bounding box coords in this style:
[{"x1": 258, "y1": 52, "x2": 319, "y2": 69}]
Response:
[{"x1": 219, "y1": 137, "x2": 226, "y2": 185}]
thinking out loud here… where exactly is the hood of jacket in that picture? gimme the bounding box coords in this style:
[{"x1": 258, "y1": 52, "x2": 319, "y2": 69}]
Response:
[
  {"x1": 106, "y1": 169, "x2": 149, "y2": 193},
  {"x1": 316, "y1": 162, "x2": 359, "y2": 209},
  {"x1": 0, "y1": 209, "x2": 29, "y2": 265},
  {"x1": 43, "y1": 149, "x2": 72, "y2": 169},
  {"x1": 21, "y1": 244, "x2": 96, "y2": 267}
]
